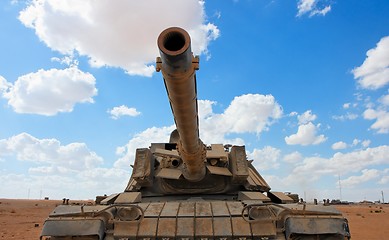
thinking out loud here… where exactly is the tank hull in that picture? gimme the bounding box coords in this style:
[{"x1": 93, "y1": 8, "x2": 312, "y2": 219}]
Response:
[{"x1": 41, "y1": 197, "x2": 350, "y2": 240}]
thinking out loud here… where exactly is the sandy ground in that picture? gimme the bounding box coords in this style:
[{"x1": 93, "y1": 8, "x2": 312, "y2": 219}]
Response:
[
  {"x1": 336, "y1": 204, "x2": 389, "y2": 240},
  {"x1": 0, "y1": 198, "x2": 388, "y2": 239}
]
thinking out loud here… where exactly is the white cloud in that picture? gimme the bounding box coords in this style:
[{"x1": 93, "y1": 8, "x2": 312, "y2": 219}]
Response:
[
  {"x1": 108, "y1": 105, "x2": 141, "y2": 119},
  {"x1": 362, "y1": 140, "x2": 371, "y2": 148},
  {"x1": 19, "y1": 0, "x2": 219, "y2": 77},
  {"x1": 380, "y1": 93, "x2": 389, "y2": 106},
  {"x1": 361, "y1": 92, "x2": 389, "y2": 134},
  {"x1": 363, "y1": 108, "x2": 389, "y2": 133},
  {"x1": 285, "y1": 122, "x2": 327, "y2": 146},
  {"x1": 0, "y1": 168, "x2": 130, "y2": 200},
  {"x1": 298, "y1": 110, "x2": 317, "y2": 124},
  {"x1": 51, "y1": 55, "x2": 78, "y2": 66},
  {"x1": 0, "y1": 133, "x2": 103, "y2": 171},
  {"x1": 332, "y1": 112, "x2": 358, "y2": 121},
  {"x1": 2, "y1": 67, "x2": 97, "y2": 116},
  {"x1": 378, "y1": 169, "x2": 389, "y2": 185},
  {"x1": 292, "y1": 146, "x2": 389, "y2": 179},
  {"x1": 198, "y1": 99, "x2": 216, "y2": 119},
  {"x1": 333, "y1": 101, "x2": 359, "y2": 121},
  {"x1": 352, "y1": 36, "x2": 389, "y2": 90},
  {"x1": 343, "y1": 103, "x2": 351, "y2": 109},
  {"x1": 114, "y1": 126, "x2": 175, "y2": 168},
  {"x1": 0, "y1": 75, "x2": 12, "y2": 94},
  {"x1": 332, "y1": 141, "x2": 347, "y2": 150},
  {"x1": 289, "y1": 111, "x2": 298, "y2": 117},
  {"x1": 199, "y1": 94, "x2": 283, "y2": 144},
  {"x1": 296, "y1": 0, "x2": 332, "y2": 17},
  {"x1": 0, "y1": 132, "x2": 132, "y2": 199},
  {"x1": 297, "y1": 0, "x2": 316, "y2": 16},
  {"x1": 310, "y1": 5, "x2": 331, "y2": 17},
  {"x1": 222, "y1": 94, "x2": 283, "y2": 133},
  {"x1": 331, "y1": 139, "x2": 370, "y2": 150},
  {"x1": 351, "y1": 139, "x2": 360, "y2": 146},
  {"x1": 283, "y1": 151, "x2": 303, "y2": 164},
  {"x1": 341, "y1": 169, "x2": 380, "y2": 188},
  {"x1": 115, "y1": 94, "x2": 283, "y2": 167},
  {"x1": 249, "y1": 146, "x2": 281, "y2": 171}
]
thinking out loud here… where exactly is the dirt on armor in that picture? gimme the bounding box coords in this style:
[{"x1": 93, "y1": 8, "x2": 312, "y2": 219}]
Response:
[{"x1": 0, "y1": 198, "x2": 388, "y2": 240}]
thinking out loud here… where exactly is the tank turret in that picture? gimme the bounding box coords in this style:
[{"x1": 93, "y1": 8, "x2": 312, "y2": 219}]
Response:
[{"x1": 125, "y1": 27, "x2": 271, "y2": 196}]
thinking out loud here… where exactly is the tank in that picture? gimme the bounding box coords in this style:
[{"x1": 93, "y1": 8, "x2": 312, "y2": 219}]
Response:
[{"x1": 40, "y1": 27, "x2": 351, "y2": 240}]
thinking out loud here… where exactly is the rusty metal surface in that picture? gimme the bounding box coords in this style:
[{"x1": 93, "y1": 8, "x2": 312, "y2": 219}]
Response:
[
  {"x1": 285, "y1": 217, "x2": 350, "y2": 239},
  {"x1": 41, "y1": 219, "x2": 104, "y2": 239},
  {"x1": 155, "y1": 167, "x2": 182, "y2": 179},
  {"x1": 211, "y1": 201, "x2": 230, "y2": 216},
  {"x1": 195, "y1": 201, "x2": 212, "y2": 216},
  {"x1": 206, "y1": 144, "x2": 228, "y2": 160},
  {"x1": 251, "y1": 221, "x2": 277, "y2": 237},
  {"x1": 114, "y1": 192, "x2": 141, "y2": 204},
  {"x1": 157, "y1": 27, "x2": 206, "y2": 182},
  {"x1": 157, "y1": 218, "x2": 176, "y2": 238},
  {"x1": 238, "y1": 191, "x2": 271, "y2": 202},
  {"x1": 143, "y1": 202, "x2": 164, "y2": 217},
  {"x1": 207, "y1": 165, "x2": 233, "y2": 176},
  {"x1": 48, "y1": 205, "x2": 107, "y2": 217},
  {"x1": 114, "y1": 221, "x2": 138, "y2": 238},
  {"x1": 268, "y1": 191, "x2": 294, "y2": 204},
  {"x1": 42, "y1": 199, "x2": 350, "y2": 239},
  {"x1": 159, "y1": 201, "x2": 179, "y2": 217}
]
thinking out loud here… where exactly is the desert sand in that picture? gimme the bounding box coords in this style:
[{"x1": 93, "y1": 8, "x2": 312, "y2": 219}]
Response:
[{"x1": 0, "y1": 198, "x2": 388, "y2": 239}]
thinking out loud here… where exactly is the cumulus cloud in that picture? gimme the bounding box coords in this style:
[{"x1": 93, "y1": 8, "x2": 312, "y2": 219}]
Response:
[
  {"x1": 361, "y1": 92, "x2": 389, "y2": 134},
  {"x1": 296, "y1": 0, "x2": 332, "y2": 17},
  {"x1": 285, "y1": 110, "x2": 326, "y2": 146},
  {"x1": 343, "y1": 103, "x2": 351, "y2": 109},
  {"x1": 115, "y1": 94, "x2": 283, "y2": 167},
  {"x1": 200, "y1": 94, "x2": 283, "y2": 144},
  {"x1": 283, "y1": 151, "x2": 303, "y2": 164},
  {"x1": 19, "y1": 0, "x2": 219, "y2": 77},
  {"x1": 0, "y1": 132, "x2": 132, "y2": 199},
  {"x1": 380, "y1": 93, "x2": 389, "y2": 106},
  {"x1": 0, "y1": 75, "x2": 12, "y2": 93},
  {"x1": 285, "y1": 122, "x2": 327, "y2": 146},
  {"x1": 332, "y1": 112, "x2": 358, "y2": 121},
  {"x1": 298, "y1": 110, "x2": 317, "y2": 124},
  {"x1": 249, "y1": 146, "x2": 281, "y2": 171},
  {"x1": 362, "y1": 140, "x2": 371, "y2": 148},
  {"x1": 351, "y1": 139, "x2": 360, "y2": 146},
  {"x1": 378, "y1": 169, "x2": 389, "y2": 185},
  {"x1": 0, "y1": 168, "x2": 130, "y2": 199},
  {"x1": 108, "y1": 105, "x2": 141, "y2": 119},
  {"x1": 363, "y1": 108, "x2": 389, "y2": 133},
  {"x1": 332, "y1": 102, "x2": 359, "y2": 121},
  {"x1": 331, "y1": 139, "x2": 370, "y2": 150},
  {"x1": 114, "y1": 126, "x2": 175, "y2": 168},
  {"x1": 292, "y1": 146, "x2": 389, "y2": 180},
  {"x1": 0, "y1": 132, "x2": 103, "y2": 171},
  {"x1": 332, "y1": 141, "x2": 347, "y2": 150},
  {"x1": 198, "y1": 99, "x2": 216, "y2": 119},
  {"x1": 340, "y1": 169, "x2": 380, "y2": 188},
  {"x1": 1, "y1": 67, "x2": 97, "y2": 116},
  {"x1": 352, "y1": 36, "x2": 389, "y2": 90}
]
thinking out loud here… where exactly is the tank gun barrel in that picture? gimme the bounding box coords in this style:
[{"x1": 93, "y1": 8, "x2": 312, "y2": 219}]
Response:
[{"x1": 156, "y1": 27, "x2": 206, "y2": 182}]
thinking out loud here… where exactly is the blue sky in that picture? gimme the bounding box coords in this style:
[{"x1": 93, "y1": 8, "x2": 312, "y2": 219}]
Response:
[{"x1": 0, "y1": 0, "x2": 388, "y2": 202}]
